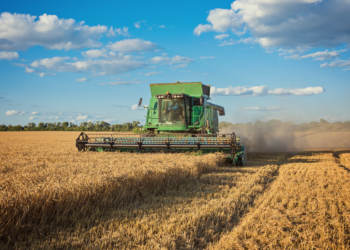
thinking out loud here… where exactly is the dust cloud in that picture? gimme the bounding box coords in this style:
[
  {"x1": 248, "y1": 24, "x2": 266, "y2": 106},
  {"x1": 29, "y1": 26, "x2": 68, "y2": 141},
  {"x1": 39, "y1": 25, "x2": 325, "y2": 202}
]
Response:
[{"x1": 221, "y1": 122, "x2": 350, "y2": 153}]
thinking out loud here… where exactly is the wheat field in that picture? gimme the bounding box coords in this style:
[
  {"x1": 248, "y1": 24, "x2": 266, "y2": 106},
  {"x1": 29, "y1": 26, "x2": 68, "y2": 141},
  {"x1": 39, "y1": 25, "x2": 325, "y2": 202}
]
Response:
[{"x1": 0, "y1": 132, "x2": 349, "y2": 249}]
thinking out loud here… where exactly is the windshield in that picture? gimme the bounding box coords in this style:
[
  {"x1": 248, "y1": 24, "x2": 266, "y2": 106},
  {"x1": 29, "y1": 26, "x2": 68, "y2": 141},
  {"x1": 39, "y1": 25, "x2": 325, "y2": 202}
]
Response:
[{"x1": 159, "y1": 99, "x2": 186, "y2": 125}]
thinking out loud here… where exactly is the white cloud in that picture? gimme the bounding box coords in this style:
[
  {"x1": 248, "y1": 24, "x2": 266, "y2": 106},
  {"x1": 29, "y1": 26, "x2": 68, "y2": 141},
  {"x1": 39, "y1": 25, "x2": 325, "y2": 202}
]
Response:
[
  {"x1": 31, "y1": 111, "x2": 39, "y2": 115},
  {"x1": 104, "y1": 119, "x2": 117, "y2": 123},
  {"x1": 29, "y1": 55, "x2": 147, "y2": 75},
  {"x1": 214, "y1": 34, "x2": 229, "y2": 40},
  {"x1": 150, "y1": 55, "x2": 194, "y2": 65},
  {"x1": 48, "y1": 116, "x2": 56, "y2": 119},
  {"x1": 81, "y1": 49, "x2": 107, "y2": 58},
  {"x1": 134, "y1": 21, "x2": 145, "y2": 29},
  {"x1": 76, "y1": 78, "x2": 89, "y2": 82},
  {"x1": 0, "y1": 51, "x2": 19, "y2": 60},
  {"x1": 173, "y1": 64, "x2": 188, "y2": 68},
  {"x1": 194, "y1": 8, "x2": 243, "y2": 36},
  {"x1": 106, "y1": 39, "x2": 158, "y2": 53},
  {"x1": 159, "y1": 25, "x2": 166, "y2": 28},
  {"x1": 99, "y1": 79, "x2": 142, "y2": 85},
  {"x1": 245, "y1": 106, "x2": 285, "y2": 111},
  {"x1": 219, "y1": 37, "x2": 258, "y2": 46},
  {"x1": 285, "y1": 49, "x2": 346, "y2": 61},
  {"x1": 131, "y1": 104, "x2": 144, "y2": 110},
  {"x1": 195, "y1": 0, "x2": 350, "y2": 49},
  {"x1": 29, "y1": 116, "x2": 37, "y2": 120},
  {"x1": 144, "y1": 71, "x2": 162, "y2": 76},
  {"x1": 211, "y1": 85, "x2": 325, "y2": 96},
  {"x1": 320, "y1": 59, "x2": 350, "y2": 69},
  {"x1": 0, "y1": 12, "x2": 107, "y2": 51},
  {"x1": 194, "y1": 24, "x2": 214, "y2": 35},
  {"x1": 76, "y1": 115, "x2": 88, "y2": 120},
  {"x1": 150, "y1": 56, "x2": 170, "y2": 64},
  {"x1": 106, "y1": 26, "x2": 129, "y2": 37},
  {"x1": 200, "y1": 56, "x2": 215, "y2": 59},
  {"x1": 171, "y1": 55, "x2": 194, "y2": 64},
  {"x1": 4, "y1": 110, "x2": 26, "y2": 116},
  {"x1": 24, "y1": 67, "x2": 57, "y2": 77},
  {"x1": 300, "y1": 50, "x2": 343, "y2": 61}
]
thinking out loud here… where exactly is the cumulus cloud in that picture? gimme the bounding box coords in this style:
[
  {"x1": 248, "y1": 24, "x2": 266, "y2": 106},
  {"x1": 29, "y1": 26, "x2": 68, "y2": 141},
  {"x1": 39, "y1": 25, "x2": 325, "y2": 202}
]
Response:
[
  {"x1": 214, "y1": 34, "x2": 229, "y2": 40},
  {"x1": 150, "y1": 55, "x2": 194, "y2": 65},
  {"x1": 76, "y1": 115, "x2": 88, "y2": 120},
  {"x1": 99, "y1": 79, "x2": 142, "y2": 85},
  {"x1": 131, "y1": 104, "x2": 144, "y2": 110},
  {"x1": 219, "y1": 37, "x2": 258, "y2": 46},
  {"x1": 4, "y1": 110, "x2": 26, "y2": 116},
  {"x1": 150, "y1": 56, "x2": 170, "y2": 64},
  {"x1": 320, "y1": 59, "x2": 350, "y2": 69},
  {"x1": 31, "y1": 111, "x2": 39, "y2": 115},
  {"x1": 0, "y1": 12, "x2": 107, "y2": 51},
  {"x1": 134, "y1": 21, "x2": 145, "y2": 29},
  {"x1": 285, "y1": 49, "x2": 346, "y2": 61},
  {"x1": 144, "y1": 71, "x2": 162, "y2": 76},
  {"x1": 28, "y1": 55, "x2": 147, "y2": 75},
  {"x1": 194, "y1": 24, "x2": 213, "y2": 35},
  {"x1": 106, "y1": 39, "x2": 159, "y2": 53},
  {"x1": 245, "y1": 106, "x2": 285, "y2": 111},
  {"x1": 200, "y1": 56, "x2": 215, "y2": 59},
  {"x1": 195, "y1": 0, "x2": 350, "y2": 49},
  {"x1": 24, "y1": 67, "x2": 56, "y2": 77},
  {"x1": 28, "y1": 116, "x2": 37, "y2": 120},
  {"x1": 106, "y1": 26, "x2": 129, "y2": 37},
  {"x1": 113, "y1": 104, "x2": 129, "y2": 108},
  {"x1": 211, "y1": 85, "x2": 325, "y2": 96},
  {"x1": 173, "y1": 64, "x2": 188, "y2": 68},
  {"x1": 48, "y1": 116, "x2": 60, "y2": 120},
  {"x1": 81, "y1": 49, "x2": 107, "y2": 58},
  {"x1": 76, "y1": 78, "x2": 89, "y2": 82},
  {"x1": 0, "y1": 51, "x2": 19, "y2": 60}
]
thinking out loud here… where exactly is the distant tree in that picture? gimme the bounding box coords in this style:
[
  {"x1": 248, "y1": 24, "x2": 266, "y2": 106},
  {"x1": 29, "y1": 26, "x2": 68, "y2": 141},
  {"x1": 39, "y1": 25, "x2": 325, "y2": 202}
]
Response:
[{"x1": 320, "y1": 118, "x2": 329, "y2": 124}]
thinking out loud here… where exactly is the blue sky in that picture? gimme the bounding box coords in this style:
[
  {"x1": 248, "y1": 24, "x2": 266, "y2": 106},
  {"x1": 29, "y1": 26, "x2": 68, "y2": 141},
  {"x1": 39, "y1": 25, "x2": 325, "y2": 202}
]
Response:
[{"x1": 0, "y1": 0, "x2": 349, "y2": 126}]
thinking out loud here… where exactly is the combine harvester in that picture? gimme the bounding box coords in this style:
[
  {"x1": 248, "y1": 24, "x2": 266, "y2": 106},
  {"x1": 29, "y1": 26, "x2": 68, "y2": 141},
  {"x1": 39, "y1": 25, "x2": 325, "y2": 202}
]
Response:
[{"x1": 76, "y1": 82, "x2": 246, "y2": 165}]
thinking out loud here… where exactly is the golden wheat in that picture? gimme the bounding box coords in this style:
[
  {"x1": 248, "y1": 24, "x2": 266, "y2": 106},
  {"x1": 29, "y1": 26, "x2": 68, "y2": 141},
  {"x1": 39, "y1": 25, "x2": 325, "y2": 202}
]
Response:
[
  {"x1": 211, "y1": 151, "x2": 350, "y2": 249},
  {"x1": 0, "y1": 132, "x2": 349, "y2": 249}
]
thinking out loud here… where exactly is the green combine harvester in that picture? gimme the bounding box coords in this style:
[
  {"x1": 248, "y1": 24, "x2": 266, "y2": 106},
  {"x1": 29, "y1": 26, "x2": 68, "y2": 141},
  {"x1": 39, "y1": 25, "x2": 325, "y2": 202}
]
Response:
[{"x1": 76, "y1": 82, "x2": 246, "y2": 165}]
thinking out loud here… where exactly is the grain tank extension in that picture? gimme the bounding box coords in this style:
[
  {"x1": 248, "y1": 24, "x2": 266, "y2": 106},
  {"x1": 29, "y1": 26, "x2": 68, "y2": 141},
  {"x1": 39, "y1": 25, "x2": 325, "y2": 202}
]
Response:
[{"x1": 76, "y1": 82, "x2": 246, "y2": 165}]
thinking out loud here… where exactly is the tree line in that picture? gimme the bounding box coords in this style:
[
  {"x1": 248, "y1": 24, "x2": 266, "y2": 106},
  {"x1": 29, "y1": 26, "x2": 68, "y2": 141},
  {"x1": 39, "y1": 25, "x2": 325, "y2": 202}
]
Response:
[
  {"x1": 0, "y1": 121, "x2": 141, "y2": 132},
  {"x1": 2, "y1": 119, "x2": 350, "y2": 132}
]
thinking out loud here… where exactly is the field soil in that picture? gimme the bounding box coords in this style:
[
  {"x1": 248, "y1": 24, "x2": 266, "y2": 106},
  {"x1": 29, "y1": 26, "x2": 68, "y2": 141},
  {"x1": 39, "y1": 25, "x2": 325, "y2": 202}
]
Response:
[{"x1": 0, "y1": 132, "x2": 349, "y2": 249}]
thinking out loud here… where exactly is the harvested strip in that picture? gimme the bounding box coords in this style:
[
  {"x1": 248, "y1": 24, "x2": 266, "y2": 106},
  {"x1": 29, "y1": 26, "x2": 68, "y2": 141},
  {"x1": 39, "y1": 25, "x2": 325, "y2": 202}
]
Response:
[{"x1": 211, "y1": 152, "x2": 350, "y2": 249}]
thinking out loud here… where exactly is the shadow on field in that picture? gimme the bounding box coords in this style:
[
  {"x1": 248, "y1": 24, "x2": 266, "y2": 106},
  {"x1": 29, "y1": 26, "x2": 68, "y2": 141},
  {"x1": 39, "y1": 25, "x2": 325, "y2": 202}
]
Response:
[
  {"x1": 2, "y1": 153, "x2": 289, "y2": 249},
  {"x1": 6, "y1": 151, "x2": 344, "y2": 249}
]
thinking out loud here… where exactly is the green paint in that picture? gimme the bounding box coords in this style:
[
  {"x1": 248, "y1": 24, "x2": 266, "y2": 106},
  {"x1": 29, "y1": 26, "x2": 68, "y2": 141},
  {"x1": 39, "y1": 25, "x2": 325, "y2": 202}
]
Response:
[{"x1": 150, "y1": 82, "x2": 208, "y2": 98}]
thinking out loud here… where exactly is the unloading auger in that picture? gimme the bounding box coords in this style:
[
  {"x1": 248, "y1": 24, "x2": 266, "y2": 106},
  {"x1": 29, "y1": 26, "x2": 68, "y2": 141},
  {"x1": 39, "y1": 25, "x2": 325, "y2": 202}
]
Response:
[{"x1": 76, "y1": 82, "x2": 246, "y2": 165}]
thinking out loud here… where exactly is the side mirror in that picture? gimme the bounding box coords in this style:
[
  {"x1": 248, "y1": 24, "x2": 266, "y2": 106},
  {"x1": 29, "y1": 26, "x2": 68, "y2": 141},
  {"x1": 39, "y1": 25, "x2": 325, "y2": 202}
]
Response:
[
  {"x1": 200, "y1": 96, "x2": 204, "y2": 105},
  {"x1": 138, "y1": 98, "x2": 142, "y2": 106}
]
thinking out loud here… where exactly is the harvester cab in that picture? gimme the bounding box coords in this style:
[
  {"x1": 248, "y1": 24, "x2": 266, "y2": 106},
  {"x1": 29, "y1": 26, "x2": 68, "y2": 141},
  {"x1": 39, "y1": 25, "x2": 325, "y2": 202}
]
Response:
[
  {"x1": 142, "y1": 82, "x2": 223, "y2": 134},
  {"x1": 76, "y1": 82, "x2": 246, "y2": 166}
]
